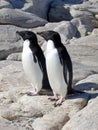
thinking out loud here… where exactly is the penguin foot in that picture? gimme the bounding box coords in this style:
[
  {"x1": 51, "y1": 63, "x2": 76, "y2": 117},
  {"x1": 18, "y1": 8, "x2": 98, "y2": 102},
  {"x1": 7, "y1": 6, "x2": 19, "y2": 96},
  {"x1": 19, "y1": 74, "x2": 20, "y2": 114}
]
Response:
[
  {"x1": 26, "y1": 90, "x2": 38, "y2": 96},
  {"x1": 48, "y1": 95, "x2": 59, "y2": 101},
  {"x1": 54, "y1": 97, "x2": 64, "y2": 107}
]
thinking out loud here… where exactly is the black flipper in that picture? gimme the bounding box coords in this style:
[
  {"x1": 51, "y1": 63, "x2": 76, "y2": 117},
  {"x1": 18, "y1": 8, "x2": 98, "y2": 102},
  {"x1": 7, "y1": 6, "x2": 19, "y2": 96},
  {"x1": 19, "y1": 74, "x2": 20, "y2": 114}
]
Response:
[
  {"x1": 32, "y1": 46, "x2": 51, "y2": 90},
  {"x1": 57, "y1": 45, "x2": 74, "y2": 94}
]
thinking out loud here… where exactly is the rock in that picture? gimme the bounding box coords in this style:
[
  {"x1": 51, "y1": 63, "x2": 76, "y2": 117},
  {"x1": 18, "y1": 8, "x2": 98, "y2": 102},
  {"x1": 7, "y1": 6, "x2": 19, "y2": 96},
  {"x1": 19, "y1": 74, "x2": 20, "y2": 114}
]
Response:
[
  {"x1": 75, "y1": 74, "x2": 98, "y2": 92},
  {"x1": 65, "y1": 35, "x2": 98, "y2": 84},
  {"x1": 92, "y1": 28, "x2": 98, "y2": 35},
  {"x1": 26, "y1": 0, "x2": 53, "y2": 19},
  {"x1": 0, "y1": 116, "x2": 9, "y2": 123},
  {"x1": 9, "y1": 0, "x2": 53, "y2": 19},
  {"x1": 54, "y1": 21, "x2": 77, "y2": 42},
  {"x1": 62, "y1": 0, "x2": 83, "y2": 4},
  {"x1": 0, "y1": 60, "x2": 29, "y2": 92},
  {"x1": 0, "y1": 0, "x2": 13, "y2": 9},
  {"x1": 72, "y1": 62, "x2": 95, "y2": 84},
  {"x1": 0, "y1": 73, "x2": 2, "y2": 83},
  {"x1": 78, "y1": 24, "x2": 92, "y2": 36},
  {"x1": 33, "y1": 112, "x2": 69, "y2": 130},
  {"x1": 69, "y1": 2, "x2": 91, "y2": 18},
  {"x1": 7, "y1": 52, "x2": 22, "y2": 61},
  {"x1": 0, "y1": 94, "x2": 55, "y2": 129},
  {"x1": 0, "y1": 25, "x2": 23, "y2": 60},
  {"x1": 62, "y1": 97, "x2": 98, "y2": 130},
  {"x1": 22, "y1": 2, "x2": 34, "y2": 14},
  {"x1": 87, "y1": 5, "x2": 98, "y2": 15},
  {"x1": 49, "y1": 4, "x2": 72, "y2": 22},
  {"x1": 52, "y1": 0, "x2": 83, "y2": 5},
  {"x1": 69, "y1": 3, "x2": 98, "y2": 27},
  {"x1": 71, "y1": 18, "x2": 93, "y2": 37},
  {"x1": 0, "y1": 123, "x2": 24, "y2": 130},
  {"x1": 68, "y1": 35, "x2": 98, "y2": 67},
  {"x1": 0, "y1": 8, "x2": 47, "y2": 28},
  {"x1": 17, "y1": 95, "x2": 54, "y2": 116},
  {"x1": 82, "y1": 14, "x2": 98, "y2": 28},
  {"x1": 48, "y1": 0, "x2": 90, "y2": 22},
  {"x1": 89, "y1": 0, "x2": 98, "y2": 3},
  {"x1": 95, "y1": 14, "x2": 98, "y2": 20},
  {"x1": 9, "y1": 0, "x2": 25, "y2": 9},
  {"x1": 9, "y1": 0, "x2": 34, "y2": 9},
  {"x1": 32, "y1": 93, "x2": 89, "y2": 130}
]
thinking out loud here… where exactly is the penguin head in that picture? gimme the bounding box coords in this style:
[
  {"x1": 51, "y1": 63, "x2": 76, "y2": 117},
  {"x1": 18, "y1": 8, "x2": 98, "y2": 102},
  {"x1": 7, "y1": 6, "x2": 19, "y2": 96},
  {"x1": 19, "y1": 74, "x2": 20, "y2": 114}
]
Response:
[
  {"x1": 16, "y1": 31, "x2": 38, "y2": 47},
  {"x1": 37, "y1": 30, "x2": 62, "y2": 47}
]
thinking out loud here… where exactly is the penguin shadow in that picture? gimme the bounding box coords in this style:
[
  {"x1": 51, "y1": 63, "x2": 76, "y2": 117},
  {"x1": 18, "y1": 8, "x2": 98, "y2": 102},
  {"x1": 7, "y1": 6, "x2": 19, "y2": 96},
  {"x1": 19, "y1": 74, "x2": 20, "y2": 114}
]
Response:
[{"x1": 68, "y1": 82, "x2": 98, "y2": 100}]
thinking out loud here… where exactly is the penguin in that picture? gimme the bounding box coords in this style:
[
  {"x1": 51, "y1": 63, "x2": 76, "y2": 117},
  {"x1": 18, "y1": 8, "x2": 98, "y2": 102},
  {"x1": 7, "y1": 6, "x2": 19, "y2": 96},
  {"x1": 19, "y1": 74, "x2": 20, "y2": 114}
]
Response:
[
  {"x1": 16, "y1": 31, "x2": 51, "y2": 96},
  {"x1": 37, "y1": 30, "x2": 82, "y2": 106}
]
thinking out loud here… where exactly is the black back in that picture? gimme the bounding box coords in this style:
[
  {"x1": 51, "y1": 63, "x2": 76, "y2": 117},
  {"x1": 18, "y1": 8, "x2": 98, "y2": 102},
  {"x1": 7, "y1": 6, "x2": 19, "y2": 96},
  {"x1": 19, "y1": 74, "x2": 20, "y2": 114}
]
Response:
[
  {"x1": 16, "y1": 30, "x2": 51, "y2": 90},
  {"x1": 37, "y1": 30, "x2": 73, "y2": 94}
]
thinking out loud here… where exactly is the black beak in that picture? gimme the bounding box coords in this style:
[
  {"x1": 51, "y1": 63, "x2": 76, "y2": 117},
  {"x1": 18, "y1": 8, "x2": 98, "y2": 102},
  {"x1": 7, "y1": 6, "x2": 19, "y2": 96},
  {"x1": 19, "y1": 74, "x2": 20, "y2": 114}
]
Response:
[
  {"x1": 16, "y1": 31, "x2": 25, "y2": 39},
  {"x1": 37, "y1": 31, "x2": 48, "y2": 41},
  {"x1": 16, "y1": 31, "x2": 22, "y2": 36}
]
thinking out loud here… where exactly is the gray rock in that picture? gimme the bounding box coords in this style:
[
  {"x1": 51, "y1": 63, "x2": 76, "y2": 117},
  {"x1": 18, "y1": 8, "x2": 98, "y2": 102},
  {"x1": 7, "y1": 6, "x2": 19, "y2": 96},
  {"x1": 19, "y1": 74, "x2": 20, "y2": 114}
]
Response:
[
  {"x1": 66, "y1": 35, "x2": 98, "y2": 84},
  {"x1": 33, "y1": 112, "x2": 69, "y2": 130},
  {"x1": 0, "y1": 60, "x2": 27, "y2": 90},
  {"x1": 75, "y1": 74, "x2": 98, "y2": 92},
  {"x1": 91, "y1": 28, "x2": 98, "y2": 36},
  {"x1": 0, "y1": 123, "x2": 24, "y2": 130},
  {"x1": 87, "y1": 5, "x2": 98, "y2": 15},
  {"x1": 54, "y1": 21, "x2": 77, "y2": 42},
  {"x1": 22, "y1": 2, "x2": 34, "y2": 14},
  {"x1": 26, "y1": 0, "x2": 53, "y2": 19},
  {"x1": 0, "y1": 25, "x2": 23, "y2": 60},
  {"x1": 69, "y1": 3, "x2": 98, "y2": 27},
  {"x1": 48, "y1": 0, "x2": 89, "y2": 22},
  {"x1": 0, "y1": 95, "x2": 54, "y2": 121},
  {"x1": 49, "y1": 5, "x2": 72, "y2": 22},
  {"x1": 7, "y1": 52, "x2": 22, "y2": 61},
  {"x1": 62, "y1": 0, "x2": 83, "y2": 4},
  {"x1": 52, "y1": 0, "x2": 83, "y2": 5},
  {"x1": 0, "y1": 0, "x2": 13, "y2": 9},
  {"x1": 95, "y1": 14, "x2": 98, "y2": 20},
  {"x1": 71, "y1": 18, "x2": 94, "y2": 37},
  {"x1": 81, "y1": 13, "x2": 98, "y2": 28},
  {"x1": 68, "y1": 35, "x2": 98, "y2": 66},
  {"x1": 32, "y1": 93, "x2": 89, "y2": 130},
  {"x1": 17, "y1": 95, "x2": 54, "y2": 116},
  {"x1": 8, "y1": 0, "x2": 25, "y2": 9},
  {"x1": 9, "y1": 0, "x2": 53, "y2": 19},
  {"x1": 89, "y1": 0, "x2": 98, "y2": 4},
  {"x1": 68, "y1": 2, "x2": 91, "y2": 18},
  {"x1": 0, "y1": 8, "x2": 47, "y2": 28},
  {"x1": 62, "y1": 97, "x2": 98, "y2": 130}
]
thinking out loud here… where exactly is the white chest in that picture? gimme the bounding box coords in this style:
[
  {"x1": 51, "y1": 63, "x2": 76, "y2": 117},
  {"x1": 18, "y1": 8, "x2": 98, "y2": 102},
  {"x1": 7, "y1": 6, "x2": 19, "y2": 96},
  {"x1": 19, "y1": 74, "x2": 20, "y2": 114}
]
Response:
[
  {"x1": 22, "y1": 40, "x2": 43, "y2": 85},
  {"x1": 22, "y1": 40, "x2": 34, "y2": 67},
  {"x1": 45, "y1": 40, "x2": 61, "y2": 69},
  {"x1": 45, "y1": 40, "x2": 67, "y2": 96}
]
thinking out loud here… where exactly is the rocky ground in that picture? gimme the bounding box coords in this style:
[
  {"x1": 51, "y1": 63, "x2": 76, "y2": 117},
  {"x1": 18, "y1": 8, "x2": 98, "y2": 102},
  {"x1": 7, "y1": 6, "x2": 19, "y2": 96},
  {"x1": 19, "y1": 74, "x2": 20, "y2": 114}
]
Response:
[{"x1": 0, "y1": 0, "x2": 98, "y2": 130}]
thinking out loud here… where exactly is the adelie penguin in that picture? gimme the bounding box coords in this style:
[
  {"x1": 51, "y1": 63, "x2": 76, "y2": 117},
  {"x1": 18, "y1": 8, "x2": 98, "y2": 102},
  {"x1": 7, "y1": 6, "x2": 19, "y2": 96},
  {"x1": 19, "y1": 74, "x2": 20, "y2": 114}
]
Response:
[
  {"x1": 37, "y1": 30, "x2": 83, "y2": 106},
  {"x1": 16, "y1": 31, "x2": 51, "y2": 96}
]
